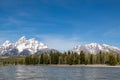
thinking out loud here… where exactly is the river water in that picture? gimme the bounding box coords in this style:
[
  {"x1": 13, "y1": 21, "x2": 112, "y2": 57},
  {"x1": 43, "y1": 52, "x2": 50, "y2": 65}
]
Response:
[{"x1": 0, "y1": 65, "x2": 120, "y2": 80}]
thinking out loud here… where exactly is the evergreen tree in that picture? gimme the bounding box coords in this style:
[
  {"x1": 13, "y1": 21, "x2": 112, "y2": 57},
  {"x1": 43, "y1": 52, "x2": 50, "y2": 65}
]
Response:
[
  {"x1": 90, "y1": 54, "x2": 94, "y2": 64},
  {"x1": 80, "y1": 51, "x2": 85, "y2": 64},
  {"x1": 108, "y1": 53, "x2": 117, "y2": 65}
]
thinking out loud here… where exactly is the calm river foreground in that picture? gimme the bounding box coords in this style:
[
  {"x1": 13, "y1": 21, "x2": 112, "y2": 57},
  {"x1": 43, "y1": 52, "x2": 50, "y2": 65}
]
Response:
[{"x1": 0, "y1": 65, "x2": 120, "y2": 80}]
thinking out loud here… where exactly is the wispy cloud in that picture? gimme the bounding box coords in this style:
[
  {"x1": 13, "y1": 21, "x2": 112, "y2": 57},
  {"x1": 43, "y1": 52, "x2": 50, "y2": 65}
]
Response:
[
  {"x1": 17, "y1": 12, "x2": 31, "y2": 17},
  {"x1": 104, "y1": 27, "x2": 120, "y2": 38},
  {"x1": 40, "y1": 0, "x2": 79, "y2": 10},
  {"x1": 36, "y1": 34, "x2": 85, "y2": 51},
  {"x1": 0, "y1": 17, "x2": 24, "y2": 27}
]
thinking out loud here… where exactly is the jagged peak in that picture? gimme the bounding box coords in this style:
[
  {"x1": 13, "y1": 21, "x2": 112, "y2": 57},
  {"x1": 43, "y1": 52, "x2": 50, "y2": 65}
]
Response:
[
  {"x1": 88, "y1": 42, "x2": 99, "y2": 45},
  {"x1": 75, "y1": 43, "x2": 100, "y2": 48},
  {"x1": 28, "y1": 38, "x2": 36, "y2": 41},
  {"x1": 4, "y1": 40, "x2": 11, "y2": 43},
  {"x1": 2, "y1": 40, "x2": 12, "y2": 46},
  {"x1": 102, "y1": 44, "x2": 109, "y2": 46},
  {"x1": 84, "y1": 42, "x2": 100, "y2": 46},
  {"x1": 3, "y1": 40, "x2": 11, "y2": 44},
  {"x1": 16, "y1": 36, "x2": 26, "y2": 44},
  {"x1": 19, "y1": 36, "x2": 26, "y2": 41}
]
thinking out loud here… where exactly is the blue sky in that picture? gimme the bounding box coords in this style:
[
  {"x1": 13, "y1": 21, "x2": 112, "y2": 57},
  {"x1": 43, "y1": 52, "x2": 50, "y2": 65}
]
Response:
[{"x1": 0, "y1": 0, "x2": 120, "y2": 51}]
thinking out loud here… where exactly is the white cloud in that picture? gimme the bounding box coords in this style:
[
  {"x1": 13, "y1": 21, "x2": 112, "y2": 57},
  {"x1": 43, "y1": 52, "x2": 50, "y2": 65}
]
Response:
[{"x1": 36, "y1": 34, "x2": 85, "y2": 51}]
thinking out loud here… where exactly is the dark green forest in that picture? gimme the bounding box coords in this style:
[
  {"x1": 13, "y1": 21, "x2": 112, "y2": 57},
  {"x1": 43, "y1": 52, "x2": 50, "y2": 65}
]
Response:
[{"x1": 0, "y1": 51, "x2": 120, "y2": 66}]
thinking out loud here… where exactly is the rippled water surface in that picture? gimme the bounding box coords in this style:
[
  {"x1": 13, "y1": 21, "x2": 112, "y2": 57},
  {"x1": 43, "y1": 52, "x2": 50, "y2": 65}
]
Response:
[{"x1": 0, "y1": 65, "x2": 120, "y2": 80}]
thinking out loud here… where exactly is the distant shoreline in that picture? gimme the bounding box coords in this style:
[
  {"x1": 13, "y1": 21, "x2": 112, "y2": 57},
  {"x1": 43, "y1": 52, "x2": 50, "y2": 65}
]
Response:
[
  {"x1": 47, "y1": 64, "x2": 120, "y2": 68},
  {"x1": 1, "y1": 64, "x2": 120, "y2": 67}
]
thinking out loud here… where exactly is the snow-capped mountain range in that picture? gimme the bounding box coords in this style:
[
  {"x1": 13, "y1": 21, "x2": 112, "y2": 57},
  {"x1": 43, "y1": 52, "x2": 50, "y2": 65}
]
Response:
[
  {"x1": 0, "y1": 36, "x2": 120, "y2": 56},
  {"x1": 0, "y1": 36, "x2": 57, "y2": 56},
  {"x1": 71, "y1": 43, "x2": 120, "y2": 54}
]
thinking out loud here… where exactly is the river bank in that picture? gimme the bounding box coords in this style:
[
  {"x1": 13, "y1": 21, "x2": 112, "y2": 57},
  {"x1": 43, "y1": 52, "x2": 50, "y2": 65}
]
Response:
[{"x1": 48, "y1": 64, "x2": 120, "y2": 68}]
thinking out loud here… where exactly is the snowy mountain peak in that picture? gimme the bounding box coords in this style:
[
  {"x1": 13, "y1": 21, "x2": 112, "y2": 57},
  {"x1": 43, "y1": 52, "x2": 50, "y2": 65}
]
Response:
[
  {"x1": 2, "y1": 40, "x2": 12, "y2": 46},
  {"x1": 72, "y1": 43, "x2": 120, "y2": 54},
  {"x1": 20, "y1": 36, "x2": 26, "y2": 40},
  {"x1": 87, "y1": 42, "x2": 97, "y2": 45},
  {"x1": 15, "y1": 36, "x2": 26, "y2": 47},
  {"x1": 84, "y1": 43, "x2": 99, "y2": 47},
  {"x1": 3, "y1": 40, "x2": 11, "y2": 44},
  {"x1": 18, "y1": 36, "x2": 26, "y2": 42},
  {"x1": 15, "y1": 36, "x2": 48, "y2": 53},
  {"x1": 28, "y1": 38, "x2": 35, "y2": 41}
]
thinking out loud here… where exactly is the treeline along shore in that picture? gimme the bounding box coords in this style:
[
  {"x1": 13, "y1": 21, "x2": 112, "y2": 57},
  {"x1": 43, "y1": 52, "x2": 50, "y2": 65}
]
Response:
[{"x1": 0, "y1": 51, "x2": 120, "y2": 66}]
